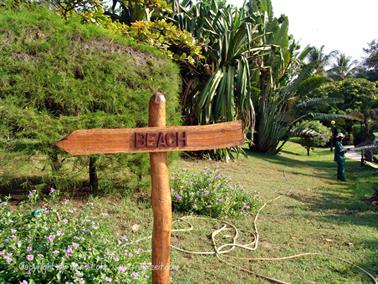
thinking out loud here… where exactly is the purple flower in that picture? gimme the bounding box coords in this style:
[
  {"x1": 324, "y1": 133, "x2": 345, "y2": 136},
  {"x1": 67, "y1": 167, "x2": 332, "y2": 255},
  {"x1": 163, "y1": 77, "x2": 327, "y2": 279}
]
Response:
[
  {"x1": 26, "y1": 254, "x2": 34, "y2": 261},
  {"x1": 52, "y1": 250, "x2": 60, "y2": 255},
  {"x1": 26, "y1": 246, "x2": 32, "y2": 252},
  {"x1": 48, "y1": 234, "x2": 55, "y2": 242},
  {"x1": 57, "y1": 230, "x2": 64, "y2": 236},
  {"x1": 4, "y1": 256, "x2": 12, "y2": 263},
  {"x1": 11, "y1": 235, "x2": 17, "y2": 240},
  {"x1": 118, "y1": 266, "x2": 127, "y2": 273},
  {"x1": 204, "y1": 190, "x2": 210, "y2": 196},
  {"x1": 131, "y1": 271, "x2": 139, "y2": 278},
  {"x1": 81, "y1": 228, "x2": 89, "y2": 233},
  {"x1": 92, "y1": 224, "x2": 98, "y2": 230},
  {"x1": 49, "y1": 187, "x2": 55, "y2": 194},
  {"x1": 66, "y1": 245, "x2": 73, "y2": 254},
  {"x1": 19, "y1": 281, "x2": 28, "y2": 284},
  {"x1": 72, "y1": 243, "x2": 79, "y2": 249},
  {"x1": 0, "y1": 250, "x2": 3, "y2": 256},
  {"x1": 120, "y1": 236, "x2": 128, "y2": 242},
  {"x1": 175, "y1": 194, "x2": 182, "y2": 201}
]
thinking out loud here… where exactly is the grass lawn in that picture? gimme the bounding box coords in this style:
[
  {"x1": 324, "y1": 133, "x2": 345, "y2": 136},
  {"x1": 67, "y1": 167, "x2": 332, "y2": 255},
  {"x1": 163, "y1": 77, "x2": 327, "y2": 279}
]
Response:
[{"x1": 1, "y1": 142, "x2": 377, "y2": 283}]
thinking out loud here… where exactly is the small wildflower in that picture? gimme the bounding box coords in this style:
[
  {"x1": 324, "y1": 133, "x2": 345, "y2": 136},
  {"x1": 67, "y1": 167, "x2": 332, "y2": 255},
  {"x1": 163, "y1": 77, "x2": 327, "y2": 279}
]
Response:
[
  {"x1": 48, "y1": 234, "x2": 55, "y2": 242},
  {"x1": 66, "y1": 245, "x2": 73, "y2": 254},
  {"x1": 5, "y1": 256, "x2": 13, "y2": 263},
  {"x1": 19, "y1": 281, "x2": 28, "y2": 284},
  {"x1": 92, "y1": 224, "x2": 98, "y2": 230},
  {"x1": 49, "y1": 187, "x2": 55, "y2": 194},
  {"x1": 175, "y1": 194, "x2": 182, "y2": 201},
  {"x1": 11, "y1": 229, "x2": 16, "y2": 233},
  {"x1": 118, "y1": 266, "x2": 127, "y2": 273},
  {"x1": 121, "y1": 236, "x2": 128, "y2": 242},
  {"x1": 26, "y1": 255, "x2": 34, "y2": 261},
  {"x1": 131, "y1": 271, "x2": 139, "y2": 278},
  {"x1": 72, "y1": 242, "x2": 79, "y2": 249},
  {"x1": 26, "y1": 246, "x2": 32, "y2": 252},
  {"x1": 52, "y1": 250, "x2": 60, "y2": 255},
  {"x1": 57, "y1": 230, "x2": 64, "y2": 236}
]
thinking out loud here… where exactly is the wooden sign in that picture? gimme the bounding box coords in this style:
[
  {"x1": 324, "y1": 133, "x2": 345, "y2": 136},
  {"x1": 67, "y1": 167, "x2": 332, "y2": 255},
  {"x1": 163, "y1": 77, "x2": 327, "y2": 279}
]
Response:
[
  {"x1": 56, "y1": 93, "x2": 244, "y2": 284},
  {"x1": 56, "y1": 121, "x2": 243, "y2": 156}
]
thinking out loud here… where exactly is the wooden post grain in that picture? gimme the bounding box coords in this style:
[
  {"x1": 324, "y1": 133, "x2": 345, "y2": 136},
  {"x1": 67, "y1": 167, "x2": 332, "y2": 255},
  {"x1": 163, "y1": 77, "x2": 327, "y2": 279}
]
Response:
[{"x1": 149, "y1": 92, "x2": 171, "y2": 284}]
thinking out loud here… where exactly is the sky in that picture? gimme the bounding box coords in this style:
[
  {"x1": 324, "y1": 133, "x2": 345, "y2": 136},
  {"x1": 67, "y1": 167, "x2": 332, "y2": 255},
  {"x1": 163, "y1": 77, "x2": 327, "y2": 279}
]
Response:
[{"x1": 229, "y1": 0, "x2": 378, "y2": 62}]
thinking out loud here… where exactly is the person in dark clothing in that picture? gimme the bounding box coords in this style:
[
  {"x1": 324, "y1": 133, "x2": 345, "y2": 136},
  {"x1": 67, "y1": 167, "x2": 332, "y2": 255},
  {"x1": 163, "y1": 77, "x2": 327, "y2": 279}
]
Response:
[{"x1": 334, "y1": 133, "x2": 350, "y2": 181}]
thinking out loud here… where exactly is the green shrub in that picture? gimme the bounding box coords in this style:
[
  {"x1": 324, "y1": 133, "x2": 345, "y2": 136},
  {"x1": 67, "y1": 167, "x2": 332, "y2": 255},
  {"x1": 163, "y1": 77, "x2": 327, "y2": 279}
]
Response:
[
  {"x1": 0, "y1": 192, "x2": 150, "y2": 283},
  {"x1": 0, "y1": 7, "x2": 181, "y2": 193},
  {"x1": 171, "y1": 168, "x2": 260, "y2": 217},
  {"x1": 292, "y1": 120, "x2": 331, "y2": 155}
]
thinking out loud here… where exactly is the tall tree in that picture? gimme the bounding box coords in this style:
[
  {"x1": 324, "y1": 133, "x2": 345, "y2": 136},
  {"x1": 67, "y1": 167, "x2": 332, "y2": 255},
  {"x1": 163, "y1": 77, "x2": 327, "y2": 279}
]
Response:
[
  {"x1": 327, "y1": 52, "x2": 357, "y2": 81},
  {"x1": 359, "y1": 39, "x2": 378, "y2": 81},
  {"x1": 307, "y1": 45, "x2": 336, "y2": 76}
]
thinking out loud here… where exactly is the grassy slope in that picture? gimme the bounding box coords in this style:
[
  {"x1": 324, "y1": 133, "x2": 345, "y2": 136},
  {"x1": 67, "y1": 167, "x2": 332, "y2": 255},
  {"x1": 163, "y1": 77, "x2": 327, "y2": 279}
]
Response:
[{"x1": 1, "y1": 142, "x2": 377, "y2": 283}]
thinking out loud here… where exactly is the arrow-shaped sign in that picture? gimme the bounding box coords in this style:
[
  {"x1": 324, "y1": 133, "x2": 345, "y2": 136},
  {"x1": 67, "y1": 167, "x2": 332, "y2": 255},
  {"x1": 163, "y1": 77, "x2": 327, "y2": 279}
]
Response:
[{"x1": 56, "y1": 120, "x2": 244, "y2": 156}]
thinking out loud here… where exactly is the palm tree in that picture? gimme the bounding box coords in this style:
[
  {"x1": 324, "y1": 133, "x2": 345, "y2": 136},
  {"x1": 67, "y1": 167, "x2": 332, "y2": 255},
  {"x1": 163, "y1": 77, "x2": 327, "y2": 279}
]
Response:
[
  {"x1": 307, "y1": 45, "x2": 336, "y2": 76},
  {"x1": 173, "y1": 0, "x2": 270, "y2": 159},
  {"x1": 327, "y1": 52, "x2": 357, "y2": 80}
]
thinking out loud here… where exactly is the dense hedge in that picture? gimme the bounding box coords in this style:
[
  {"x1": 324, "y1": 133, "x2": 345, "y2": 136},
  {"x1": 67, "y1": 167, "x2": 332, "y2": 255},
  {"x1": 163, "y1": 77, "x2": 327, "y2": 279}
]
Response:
[{"x1": 0, "y1": 7, "x2": 181, "y2": 193}]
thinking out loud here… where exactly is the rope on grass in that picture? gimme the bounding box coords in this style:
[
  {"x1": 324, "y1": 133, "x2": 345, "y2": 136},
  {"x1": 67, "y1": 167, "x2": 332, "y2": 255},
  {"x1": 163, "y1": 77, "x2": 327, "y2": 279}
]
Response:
[{"x1": 125, "y1": 182, "x2": 377, "y2": 283}]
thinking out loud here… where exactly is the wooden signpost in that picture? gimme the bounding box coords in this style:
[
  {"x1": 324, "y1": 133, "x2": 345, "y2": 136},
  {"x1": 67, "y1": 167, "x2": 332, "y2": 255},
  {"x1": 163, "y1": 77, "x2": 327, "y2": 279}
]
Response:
[{"x1": 56, "y1": 92, "x2": 244, "y2": 284}]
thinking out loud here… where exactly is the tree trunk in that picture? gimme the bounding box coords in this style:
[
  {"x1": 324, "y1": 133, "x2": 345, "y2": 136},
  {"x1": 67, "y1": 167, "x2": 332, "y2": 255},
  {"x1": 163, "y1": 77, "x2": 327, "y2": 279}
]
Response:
[
  {"x1": 50, "y1": 150, "x2": 62, "y2": 172},
  {"x1": 363, "y1": 115, "x2": 369, "y2": 140},
  {"x1": 307, "y1": 147, "x2": 310, "y2": 156},
  {"x1": 252, "y1": 68, "x2": 270, "y2": 152},
  {"x1": 89, "y1": 156, "x2": 98, "y2": 194}
]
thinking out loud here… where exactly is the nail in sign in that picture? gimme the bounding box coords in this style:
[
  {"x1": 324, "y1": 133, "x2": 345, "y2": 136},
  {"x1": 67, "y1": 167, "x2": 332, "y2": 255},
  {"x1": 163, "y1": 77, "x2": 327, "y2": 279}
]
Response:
[{"x1": 56, "y1": 93, "x2": 244, "y2": 284}]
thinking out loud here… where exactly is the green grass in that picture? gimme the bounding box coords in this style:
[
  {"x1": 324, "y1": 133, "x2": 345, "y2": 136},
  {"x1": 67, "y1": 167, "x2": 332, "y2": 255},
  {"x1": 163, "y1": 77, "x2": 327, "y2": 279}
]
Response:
[{"x1": 1, "y1": 142, "x2": 377, "y2": 283}]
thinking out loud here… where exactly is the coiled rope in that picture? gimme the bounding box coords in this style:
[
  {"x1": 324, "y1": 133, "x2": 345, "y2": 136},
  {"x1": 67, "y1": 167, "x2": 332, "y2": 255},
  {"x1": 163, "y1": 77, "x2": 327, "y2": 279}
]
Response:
[{"x1": 127, "y1": 193, "x2": 377, "y2": 283}]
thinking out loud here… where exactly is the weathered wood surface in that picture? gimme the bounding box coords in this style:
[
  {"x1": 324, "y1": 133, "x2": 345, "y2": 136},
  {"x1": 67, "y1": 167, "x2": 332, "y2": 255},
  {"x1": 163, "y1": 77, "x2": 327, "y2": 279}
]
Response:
[
  {"x1": 148, "y1": 93, "x2": 171, "y2": 284},
  {"x1": 56, "y1": 120, "x2": 244, "y2": 155}
]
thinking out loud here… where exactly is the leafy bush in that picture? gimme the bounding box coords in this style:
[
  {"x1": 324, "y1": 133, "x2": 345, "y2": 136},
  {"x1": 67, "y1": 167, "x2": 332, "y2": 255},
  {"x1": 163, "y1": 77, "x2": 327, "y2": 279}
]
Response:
[
  {"x1": 0, "y1": 191, "x2": 150, "y2": 283},
  {"x1": 171, "y1": 168, "x2": 260, "y2": 217},
  {"x1": 292, "y1": 120, "x2": 331, "y2": 155}
]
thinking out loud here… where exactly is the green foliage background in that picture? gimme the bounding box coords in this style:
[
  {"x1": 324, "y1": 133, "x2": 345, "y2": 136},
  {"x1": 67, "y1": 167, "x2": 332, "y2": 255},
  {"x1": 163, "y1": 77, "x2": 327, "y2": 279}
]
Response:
[{"x1": 0, "y1": 6, "x2": 181, "y2": 192}]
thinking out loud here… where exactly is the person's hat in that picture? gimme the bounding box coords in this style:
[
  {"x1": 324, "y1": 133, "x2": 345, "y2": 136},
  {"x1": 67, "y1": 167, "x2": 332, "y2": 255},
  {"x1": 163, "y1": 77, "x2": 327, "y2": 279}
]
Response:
[{"x1": 336, "y1": 133, "x2": 345, "y2": 138}]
